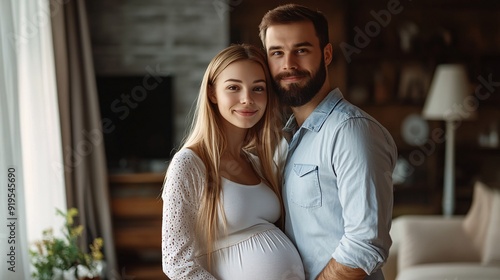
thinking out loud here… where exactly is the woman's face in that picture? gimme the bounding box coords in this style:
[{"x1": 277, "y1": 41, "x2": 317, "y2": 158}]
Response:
[{"x1": 210, "y1": 60, "x2": 267, "y2": 131}]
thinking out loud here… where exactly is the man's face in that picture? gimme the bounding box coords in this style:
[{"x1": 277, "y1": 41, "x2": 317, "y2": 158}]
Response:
[{"x1": 265, "y1": 21, "x2": 327, "y2": 107}]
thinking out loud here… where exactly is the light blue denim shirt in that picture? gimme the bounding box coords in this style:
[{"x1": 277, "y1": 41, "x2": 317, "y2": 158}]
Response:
[{"x1": 283, "y1": 89, "x2": 397, "y2": 280}]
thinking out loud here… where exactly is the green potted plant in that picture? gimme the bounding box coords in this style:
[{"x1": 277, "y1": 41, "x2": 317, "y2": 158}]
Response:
[{"x1": 29, "y1": 208, "x2": 104, "y2": 280}]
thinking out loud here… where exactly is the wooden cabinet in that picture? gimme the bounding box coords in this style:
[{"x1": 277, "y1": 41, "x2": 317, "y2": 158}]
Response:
[{"x1": 108, "y1": 172, "x2": 166, "y2": 280}]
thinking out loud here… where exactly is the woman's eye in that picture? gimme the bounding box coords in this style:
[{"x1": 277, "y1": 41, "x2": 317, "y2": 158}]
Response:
[
  {"x1": 227, "y1": 85, "x2": 239, "y2": 91},
  {"x1": 253, "y1": 86, "x2": 265, "y2": 92}
]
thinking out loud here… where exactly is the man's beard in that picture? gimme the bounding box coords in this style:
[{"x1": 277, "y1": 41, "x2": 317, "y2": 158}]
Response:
[{"x1": 272, "y1": 58, "x2": 327, "y2": 107}]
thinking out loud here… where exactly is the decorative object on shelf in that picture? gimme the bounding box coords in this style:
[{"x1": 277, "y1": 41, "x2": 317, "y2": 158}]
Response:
[
  {"x1": 30, "y1": 208, "x2": 104, "y2": 280},
  {"x1": 398, "y1": 63, "x2": 431, "y2": 104},
  {"x1": 398, "y1": 21, "x2": 419, "y2": 53},
  {"x1": 401, "y1": 113, "x2": 429, "y2": 146},
  {"x1": 479, "y1": 121, "x2": 499, "y2": 148},
  {"x1": 374, "y1": 61, "x2": 397, "y2": 104},
  {"x1": 489, "y1": 122, "x2": 499, "y2": 148},
  {"x1": 392, "y1": 157, "x2": 412, "y2": 185},
  {"x1": 422, "y1": 64, "x2": 476, "y2": 217}
]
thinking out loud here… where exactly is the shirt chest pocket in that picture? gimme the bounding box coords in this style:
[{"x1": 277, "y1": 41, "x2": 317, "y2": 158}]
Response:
[{"x1": 290, "y1": 164, "x2": 322, "y2": 208}]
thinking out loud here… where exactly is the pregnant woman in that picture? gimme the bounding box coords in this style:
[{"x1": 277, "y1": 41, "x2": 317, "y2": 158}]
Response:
[{"x1": 161, "y1": 44, "x2": 305, "y2": 280}]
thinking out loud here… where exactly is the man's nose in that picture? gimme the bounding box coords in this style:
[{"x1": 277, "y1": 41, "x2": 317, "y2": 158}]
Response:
[{"x1": 283, "y1": 53, "x2": 298, "y2": 70}]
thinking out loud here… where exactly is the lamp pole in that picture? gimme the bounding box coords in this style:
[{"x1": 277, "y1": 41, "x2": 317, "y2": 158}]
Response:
[{"x1": 443, "y1": 119, "x2": 456, "y2": 217}]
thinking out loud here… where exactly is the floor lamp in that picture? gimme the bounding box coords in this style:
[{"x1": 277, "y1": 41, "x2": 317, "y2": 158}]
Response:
[{"x1": 422, "y1": 64, "x2": 475, "y2": 217}]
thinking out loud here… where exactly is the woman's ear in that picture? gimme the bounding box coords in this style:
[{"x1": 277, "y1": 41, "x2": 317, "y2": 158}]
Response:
[{"x1": 208, "y1": 85, "x2": 217, "y2": 104}]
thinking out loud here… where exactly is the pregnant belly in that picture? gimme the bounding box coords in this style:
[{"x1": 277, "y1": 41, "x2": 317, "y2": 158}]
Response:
[{"x1": 201, "y1": 228, "x2": 305, "y2": 280}]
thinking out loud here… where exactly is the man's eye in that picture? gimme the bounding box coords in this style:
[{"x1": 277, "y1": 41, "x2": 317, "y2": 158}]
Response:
[
  {"x1": 296, "y1": 49, "x2": 306, "y2": 54},
  {"x1": 271, "y1": 51, "x2": 283, "y2": 56}
]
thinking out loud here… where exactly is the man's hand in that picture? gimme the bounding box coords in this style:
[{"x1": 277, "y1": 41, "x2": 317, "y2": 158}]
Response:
[{"x1": 316, "y1": 258, "x2": 367, "y2": 280}]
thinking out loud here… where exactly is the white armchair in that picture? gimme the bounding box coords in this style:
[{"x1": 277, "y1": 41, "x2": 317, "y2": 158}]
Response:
[{"x1": 383, "y1": 181, "x2": 500, "y2": 280}]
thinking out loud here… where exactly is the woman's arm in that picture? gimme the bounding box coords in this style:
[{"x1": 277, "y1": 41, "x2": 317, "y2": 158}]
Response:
[{"x1": 161, "y1": 150, "x2": 217, "y2": 280}]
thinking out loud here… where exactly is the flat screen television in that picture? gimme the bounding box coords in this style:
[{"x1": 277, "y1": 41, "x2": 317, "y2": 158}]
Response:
[{"x1": 96, "y1": 75, "x2": 173, "y2": 173}]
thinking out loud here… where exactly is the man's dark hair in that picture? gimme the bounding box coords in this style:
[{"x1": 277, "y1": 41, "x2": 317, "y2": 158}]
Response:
[{"x1": 259, "y1": 4, "x2": 330, "y2": 49}]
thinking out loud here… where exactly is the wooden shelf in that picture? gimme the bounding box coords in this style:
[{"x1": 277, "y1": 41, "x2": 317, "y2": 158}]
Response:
[
  {"x1": 126, "y1": 264, "x2": 166, "y2": 280},
  {"x1": 111, "y1": 197, "x2": 162, "y2": 218},
  {"x1": 114, "y1": 225, "x2": 162, "y2": 250},
  {"x1": 344, "y1": 0, "x2": 500, "y2": 217},
  {"x1": 109, "y1": 172, "x2": 165, "y2": 184},
  {"x1": 109, "y1": 172, "x2": 165, "y2": 280}
]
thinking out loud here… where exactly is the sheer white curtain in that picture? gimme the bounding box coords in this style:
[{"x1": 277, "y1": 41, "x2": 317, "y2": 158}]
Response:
[
  {"x1": 0, "y1": 0, "x2": 66, "y2": 278},
  {"x1": 0, "y1": 2, "x2": 30, "y2": 279}
]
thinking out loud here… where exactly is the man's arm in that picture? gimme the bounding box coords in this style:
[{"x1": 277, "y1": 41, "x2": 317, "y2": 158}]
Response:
[
  {"x1": 327, "y1": 118, "x2": 396, "y2": 278},
  {"x1": 316, "y1": 258, "x2": 367, "y2": 280}
]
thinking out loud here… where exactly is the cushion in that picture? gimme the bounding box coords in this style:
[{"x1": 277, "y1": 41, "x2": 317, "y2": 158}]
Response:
[
  {"x1": 398, "y1": 216, "x2": 480, "y2": 271},
  {"x1": 482, "y1": 187, "x2": 500, "y2": 265},
  {"x1": 462, "y1": 181, "x2": 494, "y2": 254}
]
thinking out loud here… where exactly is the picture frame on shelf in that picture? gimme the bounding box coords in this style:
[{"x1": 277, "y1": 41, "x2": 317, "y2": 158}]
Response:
[{"x1": 398, "y1": 63, "x2": 432, "y2": 104}]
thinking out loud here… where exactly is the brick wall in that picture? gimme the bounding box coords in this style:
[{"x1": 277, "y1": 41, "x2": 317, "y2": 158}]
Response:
[{"x1": 86, "y1": 0, "x2": 229, "y2": 147}]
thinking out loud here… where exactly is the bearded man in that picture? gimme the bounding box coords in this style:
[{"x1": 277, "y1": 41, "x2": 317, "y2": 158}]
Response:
[{"x1": 259, "y1": 4, "x2": 398, "y2": 280}]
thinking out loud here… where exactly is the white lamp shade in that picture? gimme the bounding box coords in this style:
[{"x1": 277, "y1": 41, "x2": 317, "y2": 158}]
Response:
[{"x1": 422, "y1": 64, "x2": 475, "y2": 121}]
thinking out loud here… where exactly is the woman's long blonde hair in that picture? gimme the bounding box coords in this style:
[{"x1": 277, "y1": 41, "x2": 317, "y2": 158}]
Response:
[{"x1": 180, "y1": 44, "x2": 283, "y2": 269}]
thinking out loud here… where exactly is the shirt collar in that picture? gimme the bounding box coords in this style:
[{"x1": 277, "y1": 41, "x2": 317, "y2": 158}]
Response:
[{"x1": 283, "y1": 88, "x2": 344, "y2": 136}]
